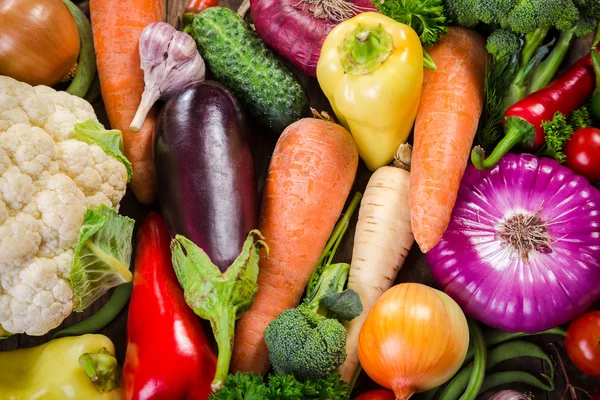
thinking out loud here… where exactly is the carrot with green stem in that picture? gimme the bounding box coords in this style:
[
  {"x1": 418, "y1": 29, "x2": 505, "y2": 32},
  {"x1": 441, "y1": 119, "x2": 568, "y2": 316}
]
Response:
[
  {"x1": 89, "y1": 0, "x2": 164, "y2": 204},
  {"x1": 338, "y1": 144, "x2": 415, "y2": 383},
  {"x1": 231, "y1": 118, "x2": 359, "y2": 375},
  {"x1": 410, "y1": 27, "x2": 487, "y2": 253}
]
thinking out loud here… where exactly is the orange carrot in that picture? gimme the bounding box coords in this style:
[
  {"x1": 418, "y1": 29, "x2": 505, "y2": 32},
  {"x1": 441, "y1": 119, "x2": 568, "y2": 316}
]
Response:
[
  {"x1": 410, "y1": 27, "x2": 486, "y2": 253},
  {"x1": 231, "y1": 118, "x2": 359, "y2": 375},
  {"x1": 89, "y1": 0, "x2": 164, "y2": 204}
]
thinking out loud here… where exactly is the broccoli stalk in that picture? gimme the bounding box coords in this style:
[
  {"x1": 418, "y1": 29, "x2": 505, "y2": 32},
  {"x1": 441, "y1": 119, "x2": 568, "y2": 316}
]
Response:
[{"x1": 264, "y1": 193, "x2": 363, "y2": 382}]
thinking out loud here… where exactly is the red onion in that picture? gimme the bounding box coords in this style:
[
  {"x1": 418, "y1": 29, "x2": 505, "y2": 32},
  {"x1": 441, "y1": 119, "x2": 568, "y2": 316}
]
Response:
[
  {"x1": 250, "y1": 0, "x2": 376, "y2": 76},
  {"x1": 489, "y1": 391, "x2": 529, "y2": 400},
  {"x1": 427, "y1": 154, "x2": 600, "y2": 333}
]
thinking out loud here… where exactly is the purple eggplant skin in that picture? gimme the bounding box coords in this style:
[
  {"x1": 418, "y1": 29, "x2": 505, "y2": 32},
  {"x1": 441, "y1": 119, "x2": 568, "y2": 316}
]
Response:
[{"x1": 154, "y1": 80, "x2": 257, "y2": 272}]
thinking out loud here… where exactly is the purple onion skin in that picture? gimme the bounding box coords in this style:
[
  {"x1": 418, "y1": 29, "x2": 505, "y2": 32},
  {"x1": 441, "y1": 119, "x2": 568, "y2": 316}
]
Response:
[
  {"x1": 426, "y1": 154, "x2": 600, "y2": 333},
  {"x1": 154, "y1": 81, "x2": 257, "y2": 272},
  {"x1": 250, "y1": 0, "x2": 376, "y2": 77}
]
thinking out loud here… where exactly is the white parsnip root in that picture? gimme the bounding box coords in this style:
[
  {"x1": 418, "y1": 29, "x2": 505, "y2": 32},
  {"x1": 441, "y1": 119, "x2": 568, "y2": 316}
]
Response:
[{"x1": 338, "y1": 144, "x2": 415, "y2": 383}]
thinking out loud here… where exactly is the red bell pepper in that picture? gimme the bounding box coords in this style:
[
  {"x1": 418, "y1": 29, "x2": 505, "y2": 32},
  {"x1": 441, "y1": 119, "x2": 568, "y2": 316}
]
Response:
[
  {"x1": 122, "y1": 213, "x2": 216, "y2": 400},
  {"x1": 472, "y1": 54, "x2": 596, "y2": 170}
]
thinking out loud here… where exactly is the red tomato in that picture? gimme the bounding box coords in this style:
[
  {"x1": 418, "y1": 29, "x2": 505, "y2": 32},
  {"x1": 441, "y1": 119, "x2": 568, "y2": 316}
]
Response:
[
  {"x1": 563, "y1": 127, "x2": 600, "y2": 182},
  {"x1": 565, "y1": 311, "x2": 600, "y2": 377},
  {"x1": 355, "y1": 389, "x2": 396, "y2": 400}
]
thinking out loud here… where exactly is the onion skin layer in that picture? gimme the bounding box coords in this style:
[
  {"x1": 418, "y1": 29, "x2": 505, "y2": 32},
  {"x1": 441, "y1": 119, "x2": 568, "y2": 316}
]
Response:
[
  {"x1": 0, "y1": 0, "x2": 80, "y2": 86},
  {"x1": 427, "y1": 153, "x2": 600, "y2": 333},
  {"x1": 250, "y1": 0, "x2": 376, "y2": 77},
  {"x1": 358, "y1": 283, "x2": 469, "y2": 400}
]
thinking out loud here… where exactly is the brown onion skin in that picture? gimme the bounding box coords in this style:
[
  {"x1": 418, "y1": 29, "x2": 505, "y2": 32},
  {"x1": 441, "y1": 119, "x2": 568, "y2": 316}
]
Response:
[
  {"x1": 0, "y1": 0, "x2": 80, "y2": 86},
  {"x1": 250, "y1": 0, "x2": 376, "y2": 76}
]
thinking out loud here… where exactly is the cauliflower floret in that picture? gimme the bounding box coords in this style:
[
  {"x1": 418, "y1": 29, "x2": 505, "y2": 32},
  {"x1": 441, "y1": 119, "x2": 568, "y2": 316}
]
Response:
[{"x1": 0, "y1": 76, "x2": 129, "y2": 335}]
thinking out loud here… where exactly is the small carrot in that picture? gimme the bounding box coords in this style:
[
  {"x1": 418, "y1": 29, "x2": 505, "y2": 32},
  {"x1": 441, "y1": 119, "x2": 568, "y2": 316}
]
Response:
[
  {"x1": 338, "y1": 144, "x2": 415, "y2": 383},
  {"x1": 410, "y1": 27, "x2": 486, "y2": 253},
  {"x1": 89, "y1": 0, "x2": 165, "y2": 204},
  {"x1": 231, "y1": 118, "x2": 359, "y2": 375},
  {"x1": 185, "y1": 0, "x2": 218, "y2": 13}
]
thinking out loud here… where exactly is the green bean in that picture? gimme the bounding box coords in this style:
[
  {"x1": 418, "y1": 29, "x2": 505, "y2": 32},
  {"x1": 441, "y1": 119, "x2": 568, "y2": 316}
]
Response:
[
  {"x1": 439, "y1": 320, "x2": 486, "y2": 400},
  {"x1": 84, "y1": 75, "x2": 101, "y2": 104},
  {"x1": 437, "y1": 340, "x2": 554, "y2": 400},
  {"x1": 464, "y1": 326, "x2": 566, "y2": 361},
  {"x1": 63, "y1": 0, "x2": 97, "y2": 98},
  {"x1": 480, "y1": 371, "x2": 554, "y2": 392},
  {"x1": 52, "y1": 283, "x2": 132, "y2": 339}
]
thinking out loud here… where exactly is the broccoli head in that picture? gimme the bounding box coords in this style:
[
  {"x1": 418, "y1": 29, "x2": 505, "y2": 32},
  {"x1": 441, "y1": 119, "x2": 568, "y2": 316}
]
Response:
[
  {"x1": 486, "y1": 29, "x2": 521, "y2": 60},
  {"x1": 506, "y1": 0, "x2": 579, "y2": 33},
  {"x1": 264, "y1": 303, "x2": 347, "y2": 381}
]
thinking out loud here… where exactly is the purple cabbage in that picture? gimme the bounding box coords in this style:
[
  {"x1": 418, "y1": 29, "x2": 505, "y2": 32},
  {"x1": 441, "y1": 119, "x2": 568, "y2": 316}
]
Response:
[{"x1": 427, "y1": 153, "x2": 600, "y2": 333}]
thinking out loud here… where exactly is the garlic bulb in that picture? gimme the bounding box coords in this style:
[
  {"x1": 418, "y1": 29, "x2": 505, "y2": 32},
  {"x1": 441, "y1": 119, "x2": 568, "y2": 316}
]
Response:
[{"x1": 130, "y1": 22, "x2": 205, "y2": 132}]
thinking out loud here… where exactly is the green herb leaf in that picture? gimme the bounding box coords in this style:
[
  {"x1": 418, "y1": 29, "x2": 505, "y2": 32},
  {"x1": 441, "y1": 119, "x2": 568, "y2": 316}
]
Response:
[
  {"x1": 209, "y1": 372, "x2": 269, "y2": 400},
  {"x1": 70, "y1": 205, "x2": 134, "y2": 312},
  {"x1": 540, "y1": 112, "x2": 573, "y2": 163},
  {"x1": 320, "y1": 289, "x2": 363, "y2": 321},
  {"x1": 374, "y1": 0, "x2": 447, "y2": 47},
  {"x1": 73, "y1": 120, "x2": 132, "y2": 181}
]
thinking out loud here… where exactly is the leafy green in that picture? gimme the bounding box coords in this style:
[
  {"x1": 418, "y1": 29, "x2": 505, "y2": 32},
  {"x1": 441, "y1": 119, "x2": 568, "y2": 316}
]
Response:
[
  {"x1": 540, "y1": 112, "x2": 574, "y2": 163},
  {"x1": 373, "y1": 0, "x2": 447, "y2": 69},
  {"x1": 171, "y1": 230, "x2": 268, "y2": 391},
  {"x1": 320, "y1": 289, "x2": 363, "y2": 321},
  {"x1": 73, "y1": 120, "x2": 132, "y2": 181},
  {"x1": 70, "y1": 205, "x2": 134, "y2": 312},
  {"x1": 210, "y1": 373, "x2": 351, "y2": 400},
  {"x1": 374, "y1": 0, "x2": 447, "y2": 46}
]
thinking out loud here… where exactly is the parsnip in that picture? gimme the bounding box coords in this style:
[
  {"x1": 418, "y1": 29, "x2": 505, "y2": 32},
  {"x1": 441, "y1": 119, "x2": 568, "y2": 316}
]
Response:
[{"x1": 338, "y1": 145, "x2": 415, "y2": 383}]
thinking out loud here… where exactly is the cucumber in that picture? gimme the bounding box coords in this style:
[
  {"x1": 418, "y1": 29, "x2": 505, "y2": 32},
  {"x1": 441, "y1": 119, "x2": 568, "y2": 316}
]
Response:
[{"x1": 187, "y1": 7, "x2": 310, "y2": 133}]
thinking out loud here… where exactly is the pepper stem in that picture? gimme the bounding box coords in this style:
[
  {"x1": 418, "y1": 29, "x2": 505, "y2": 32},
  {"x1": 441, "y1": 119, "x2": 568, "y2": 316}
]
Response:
[
  {"x1": 471, "y1": 116, "x2": 535, "y2": 170},
  {"x1": 338, "y1": 24, "x2": 393, "y2": 75},
  {"x1": 210, "y1": 305, "x2": 237, "y2": 392},
  {"x1": 78, "y1": 347, "x2": 121, "y2": 393}
]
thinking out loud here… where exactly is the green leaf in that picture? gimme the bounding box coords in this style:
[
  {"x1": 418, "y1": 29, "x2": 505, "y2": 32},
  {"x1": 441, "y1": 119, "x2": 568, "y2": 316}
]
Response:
[
  {"x1": 209, "y1": 372, "x2": 269, "y2": 400},
  {"x1": 320, "y1": 289, "x2": 363, "y2": 322},
  {"x1": 70, "y1": 205, "x2": 134, "y2": 312},
  {"x1": 78, "y1": 347, "x2": 121, "y2": 393},
  {"x1": 73, "y1": 120, "x2": 132, "y2": 181},
  {"x1": 0, "y1": 326, "x2": 12, "y2": 339}
]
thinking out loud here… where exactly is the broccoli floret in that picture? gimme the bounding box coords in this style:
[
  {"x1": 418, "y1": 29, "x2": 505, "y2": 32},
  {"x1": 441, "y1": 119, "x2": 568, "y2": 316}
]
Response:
[
  {"x1": 486, "y1": 29, "x2": 521, "y2": 59},
  {"x1": 264, "y1": 262, "x2": 356, "y2": 381}
]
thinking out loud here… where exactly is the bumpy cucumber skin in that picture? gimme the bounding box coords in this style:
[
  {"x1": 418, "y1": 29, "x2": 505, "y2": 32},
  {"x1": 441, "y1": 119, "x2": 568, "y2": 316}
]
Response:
[{"x1": 190, "y1": 7, "x2": 310, "y2": 133}]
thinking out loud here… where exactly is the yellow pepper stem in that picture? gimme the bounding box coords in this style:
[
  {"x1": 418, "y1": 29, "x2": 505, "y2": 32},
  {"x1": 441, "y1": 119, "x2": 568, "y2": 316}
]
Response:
[
  {"x1": 78, "y1": 347, "x2": 121, "y2": 394},
  {"x1": 338, "y1": 23, "x2": 393, "y2": 75}
]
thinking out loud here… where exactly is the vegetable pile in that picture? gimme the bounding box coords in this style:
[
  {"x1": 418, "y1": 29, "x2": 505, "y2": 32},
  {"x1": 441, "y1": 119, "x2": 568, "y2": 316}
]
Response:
[{"x1": 1, "y1": 0, "x2": 600, "y2": 399}]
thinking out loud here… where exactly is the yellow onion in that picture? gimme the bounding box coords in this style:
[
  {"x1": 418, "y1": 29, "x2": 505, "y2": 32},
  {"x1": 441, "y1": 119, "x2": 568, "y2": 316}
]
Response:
[
  {"x1": 0, "y1": 0, "x2": 80, "y2": 86},
  {"x1": 358, "y1": 283, "x2": 469, "y2": 400}
]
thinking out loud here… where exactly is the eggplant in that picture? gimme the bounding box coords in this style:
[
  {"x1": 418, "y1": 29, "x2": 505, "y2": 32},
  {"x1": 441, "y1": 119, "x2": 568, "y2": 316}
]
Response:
[{"x1": 155, "y1": 81, "x2": 257, "y2": 271}]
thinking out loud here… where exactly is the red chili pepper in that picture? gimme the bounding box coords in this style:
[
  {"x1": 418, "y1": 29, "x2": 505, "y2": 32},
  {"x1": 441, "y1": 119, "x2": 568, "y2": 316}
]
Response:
[
  {"x1": 472, "y1": 54, "x2": 596, "y2": 170},
  {"x1": 122, "y1": 213, "x2": 216, "y2": 400},
  {"x1": 185, "y1": 0, "x2": 218, "y2": 13}
]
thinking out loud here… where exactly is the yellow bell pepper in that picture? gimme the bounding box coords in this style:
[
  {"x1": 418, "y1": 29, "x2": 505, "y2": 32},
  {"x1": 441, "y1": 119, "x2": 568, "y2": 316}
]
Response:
[
  {"x1": 317, "y1": 12, "x2": 424, "y2": 170},
  {"x1": 0, "y1": 334, "x2": 121, "y2": 400}
]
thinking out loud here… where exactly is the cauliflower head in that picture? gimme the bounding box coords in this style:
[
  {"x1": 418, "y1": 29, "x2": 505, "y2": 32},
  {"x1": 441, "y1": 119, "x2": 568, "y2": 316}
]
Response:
[{"x1": 0, "y1": 76, "x2": 129, "y2": 335}]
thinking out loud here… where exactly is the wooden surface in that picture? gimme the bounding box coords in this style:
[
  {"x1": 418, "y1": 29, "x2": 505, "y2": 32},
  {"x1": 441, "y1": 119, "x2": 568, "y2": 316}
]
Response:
[{"x1": 1, "y1": 0, "x2": 599, "y2": 399}]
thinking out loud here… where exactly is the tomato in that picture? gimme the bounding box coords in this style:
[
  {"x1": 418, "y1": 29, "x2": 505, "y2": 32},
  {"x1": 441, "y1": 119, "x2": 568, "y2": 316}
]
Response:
[
  {"x1": 563, "y1": 127, "x2": 600, "y2": 182},
  {"x1": 355, "y1": 389, "x2": 396, "y2": 400},
  {"x1": 565, "y1": 311, "x2": 600, "y2": 377}
]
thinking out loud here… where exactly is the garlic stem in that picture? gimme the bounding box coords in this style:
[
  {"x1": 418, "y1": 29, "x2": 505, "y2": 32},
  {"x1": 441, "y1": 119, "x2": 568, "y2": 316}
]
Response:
[{"x1": 130, "y1": 85, "x2": 160, "y2": 132}]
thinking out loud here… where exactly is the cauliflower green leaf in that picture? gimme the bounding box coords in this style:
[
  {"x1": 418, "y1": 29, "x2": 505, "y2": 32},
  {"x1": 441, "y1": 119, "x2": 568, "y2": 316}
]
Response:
[
  {"x1": 73, "y1": 120, "x2": 133, "y2": 181},
  {"x1": 70, "y1": 204, "x2": 134, "y2": 312}
]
